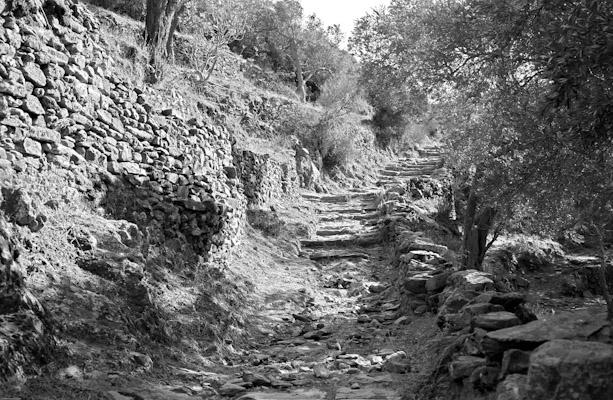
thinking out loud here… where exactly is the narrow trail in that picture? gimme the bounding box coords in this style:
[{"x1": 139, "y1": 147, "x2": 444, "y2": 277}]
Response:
[
  {"x1": 91, "y1": 146, "x2": 445, "y2": 400},
  {"x1": 228, "y1": 146, "x2": 445, "y2": 400}
]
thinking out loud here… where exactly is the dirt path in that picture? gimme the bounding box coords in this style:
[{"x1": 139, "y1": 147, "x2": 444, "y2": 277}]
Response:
[
  {"x1": 204, "y1": 146, "x2": 445, "y2": 400},
  {"x1": 5, "y1": 147, "x2": 444, "y2": 400}
]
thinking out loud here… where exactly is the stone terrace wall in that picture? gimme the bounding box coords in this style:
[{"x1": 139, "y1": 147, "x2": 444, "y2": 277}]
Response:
[
  {"x1": 0, "y1": 0, "x2": 245, "y2": 260},
  {"x1": 233, "y1": 149, "x2": 298, "y2": 208}
]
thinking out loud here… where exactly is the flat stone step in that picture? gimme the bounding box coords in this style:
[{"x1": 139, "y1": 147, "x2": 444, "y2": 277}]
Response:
[
  {"x1": 335, "y1": 387, "x2": 401, "y2": 399},
  {"x1": 308, "y1": 249, "x2": 371, "y2": 261},
  {"x1": 320, "y1": 212, "x2": 380, "y2": 222},
  {"x1": 301, "y1": 233, "x2": 381, "y2": 249},
  {"x1": 238, "y1": 389, "x2": 326, "y2": 400},
  {"x1": 303, "y1": 193, "x2": 377, "y2": 203},
  {"x1": 316, "y1": 226, "x2": 377, "y2": 237},
  {"x1": 316, "y1": 207, "x2": 379, "y2": 214}
]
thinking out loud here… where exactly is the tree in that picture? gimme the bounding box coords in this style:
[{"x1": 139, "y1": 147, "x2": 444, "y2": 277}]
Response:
[
  {"x1": 182, "y1": 0, "x2": 247, "y2": 83},
  {"x1": 231, "y1": 0, "x2": 351, "y2": 102},
  {"x1": 352, "y1": 0, "x2": 613, "y2": 315},
  {"x1": 144, "y1": 0, "x2": 189, "y2": 82}
]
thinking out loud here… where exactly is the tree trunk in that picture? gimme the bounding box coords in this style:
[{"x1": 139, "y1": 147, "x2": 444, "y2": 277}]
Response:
[
  {"x1": 290, "y1": 40, "x2": 306, "y2": 102},
  {"x1": 461, "y1": 181, "x2": 495, "y2": 270},
  {"x1": 595, "y1": 225, "x2": 613, "y2": 321},
  {"x1": 462, "y1": 187, "x2": 479, "y2": 269},
  {"x1": 144, "y1": 0, "x2": 183, "y2": 82},
  {"x1": 165, "y1": 3, "x2": 185, "y2": 63}
]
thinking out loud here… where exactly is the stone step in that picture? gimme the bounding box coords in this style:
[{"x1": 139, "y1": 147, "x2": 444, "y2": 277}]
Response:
[
  {"x1": 320, "y1": 212, "x2": 380, "y2": 222},
  {"x1": 301, "y1": 233, "x2": 381, "y2": 249},
  {"x1": 316, "y1": 226, "x2": 377, "y2": 237},
  {"x1": 308, "y1": 249, "x2": 371, "y2": 261},
  {"x1": 379, "y1": 170, "x2": 437, "y2": 177},
  {"x1": 316, "y1": 207, "x2": 379, "y2": 215},
  {"x1": 303, "y1": 193, "x2": 377, "y2": 203},
  {"x1": 238, "y1": 389, "x2": 326, "y2": 400}
]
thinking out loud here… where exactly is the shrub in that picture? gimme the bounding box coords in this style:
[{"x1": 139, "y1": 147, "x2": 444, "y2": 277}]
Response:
[
  {"x1": 247, "y1": 209, "x2": 284, "y2": 237},
  {"x1": 311, "y1": 114, "x2": 357, "y2": 171}
]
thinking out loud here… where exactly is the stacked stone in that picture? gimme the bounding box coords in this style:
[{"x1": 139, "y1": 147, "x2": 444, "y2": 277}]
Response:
[
  {"x1": 0, "y1": 0, "x2": 245, "y2": 260},
  {"x1": 427, "y1": 269, "x2": 613, "y2": 400},
  {"x1": 392, "y1": 232, "x2": 453, "y2": 315},
  {"x1": 233, "y1": 149, "x2": 298, "y2": 208}
]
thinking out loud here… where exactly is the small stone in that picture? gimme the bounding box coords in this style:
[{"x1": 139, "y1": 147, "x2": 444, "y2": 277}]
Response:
[
  {"x1": 23, "y1": 94, "x2": 45, "y2": 115},
  {"x1": 218, "y1": 383, "x2": 246, "y2": 397},
  {"x1": 28, "y1": 126, "x2": 60, "y2": 143},
  {"x1": 313, "y1": 364, "x2": 331, "y2": 379},
  {"x1": 449, "y1": 356, "x2": 486, "y2": 380},
  {"x1": 20, "y1": 137, "x2": 42, "y2": 157},
  {"x1": 500, "y1": 349, "x2": 530, "y2": 377},
  {"x1": 382, "y1": 351, "x2": 411, "y2": 374},
  {"x1": 393, "y1": 316, "x2": 412, "y2": 325},
  {"x1": 22, "y1": 63, "x2": 47, "y2": 87},
  {"x1": 357, "y1": 314, "x2": 371, "y2": 323},
  {"x1": 473, "y1": 312, "x2": 521, "y2": 331},
  {"x1": 496, "y1": 374, "x2": 527, "y2": 400},
  {"x1": 369, "y1": 283, "x2": 387, "y2": 293}
]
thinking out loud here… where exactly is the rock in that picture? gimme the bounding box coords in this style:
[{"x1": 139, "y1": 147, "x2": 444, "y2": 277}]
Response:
[
  {"x1": 448, "y1": 270, "x2": 495, "y2": 291},
  {"x1": 408, "y1": 239, "x2": 448, "y2": 254},
  {"x1": 393, "y1": 316, "x2": 412, "y2": 325},
  {"x1": 313, "y1": 364, "x2": 331, "y2": 379},
  {"x1": 357, "y1": 314, "x2": 371, "y2": 324},
  {"x1": 242, "y1": 372, "x2": 271, "y2": 387},
  {"x1": 382, "y1": 351, "x2": 411, "y2": 374},
  {"x1": 526, "y1": 339, "x2": 613, "y2": 400},
  {"x1": 130, "y1": 352, "x2": 153, "y2": 371},
  {"x1": 106, "y1": 392, "x2": 134, "y2": 400},
  {"x1": 20, "y1": 137, "x2": 43, "y2": 157},
  {"x1": 474, "y1": 292, "x2": 526, "y2": 311},
  {"x1": 23, "y1": 94, "x2": 45, "y2": 115},
  {"x1": 59, "y1": 365, "x2": 83, "y2": 380},
  {"x1": 369, "y1": 283, "x2": 387, "y2": 293},
  {"x1": 219, "y1": 382, "x2": 246, "y2": 397},
  {"x1": 238, "y1": 389, "x2": 326, "y2": 400},
  {"x1": 1, "y1": 188, "x2": 46, "y2": 232},
  {"x1": 28, "y1": 126, "x2": 60, "y2": 143},
  {"x1": 449, "y1": 356, "x2": 486, "y2": 380},
  {"x1": 500, "y1": 349, "x2": 530, "y2": 377},
  {"x1": 483, "y1": 310, "x2": 609, "y2": 356},
  {"x1": 473, "y1": 312, "x2": 521, "y2": 331},
  {"x1": 426, "y1": 271, "x2": 451, "y2": 292},
  {"x1": 22, "y1": 63, "x2": 46, "y2": 87},
  {"x1": 496, "y1": 374, "x2": 527, "y2": 400},
  {"x1": 382, "y1": 357, "x2": 411, "y2": 374},
  {"x1": 403, "y1": 272, "x2": 432, "y2": 294},
  {"x1": 463, "y1": 302, "x2": 506, "y2": 316},
  {"x1": 469, "y1": 365, "x2": 500, "y2": 390}
]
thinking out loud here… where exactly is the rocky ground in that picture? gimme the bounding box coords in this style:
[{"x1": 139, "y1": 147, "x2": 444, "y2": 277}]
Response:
[{"x1": 1, "y1": 145, "x2": 446, "y2": 400}]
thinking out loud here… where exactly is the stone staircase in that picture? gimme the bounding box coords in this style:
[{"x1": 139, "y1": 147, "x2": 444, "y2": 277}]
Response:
[{"x1": 300, "y1": 146, "x2": 445, "y2": 262}]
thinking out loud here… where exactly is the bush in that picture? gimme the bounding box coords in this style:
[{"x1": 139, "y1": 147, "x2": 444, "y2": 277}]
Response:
[
  {"x1": 311, "y1": 114, "x2": 357, "y2": 171},
  {"x1": 247, "y1": 209, "x2": 284, "y2": 236}
]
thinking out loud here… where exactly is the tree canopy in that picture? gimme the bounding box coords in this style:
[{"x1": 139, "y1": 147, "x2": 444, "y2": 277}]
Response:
[{"x1": 351, "y1": 0, "x2": 613, "y2": 267}]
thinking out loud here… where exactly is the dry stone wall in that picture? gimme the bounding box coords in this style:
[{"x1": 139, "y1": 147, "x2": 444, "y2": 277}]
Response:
[
  {"x1": 0, "y1": 0, "x2": 251, "y2": 260},
  {"x1": 233, "y1": 149, "x2": 298, "y2": 208}
]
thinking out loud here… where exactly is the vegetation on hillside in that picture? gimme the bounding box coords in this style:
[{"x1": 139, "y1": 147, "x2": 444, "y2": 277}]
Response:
[
  {"x1": 85, "y1": 0, "x2": 612, "y2": 316},
  {"x1": 351, "y1": 0, "x2": 613, "y2": 317}
]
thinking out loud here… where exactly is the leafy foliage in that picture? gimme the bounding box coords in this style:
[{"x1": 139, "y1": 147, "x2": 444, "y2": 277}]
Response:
[{"x1": 352, "y1": 0, "x2": 613, "y2": 259}]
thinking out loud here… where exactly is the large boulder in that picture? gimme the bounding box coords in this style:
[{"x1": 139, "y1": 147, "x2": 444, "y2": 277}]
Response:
[
  {"x1": 526, "y1": 339, "x2": 613, "y2": 400},
  {"x1": 482, "y1": 310, "x2": 609, "y2": 357}
]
